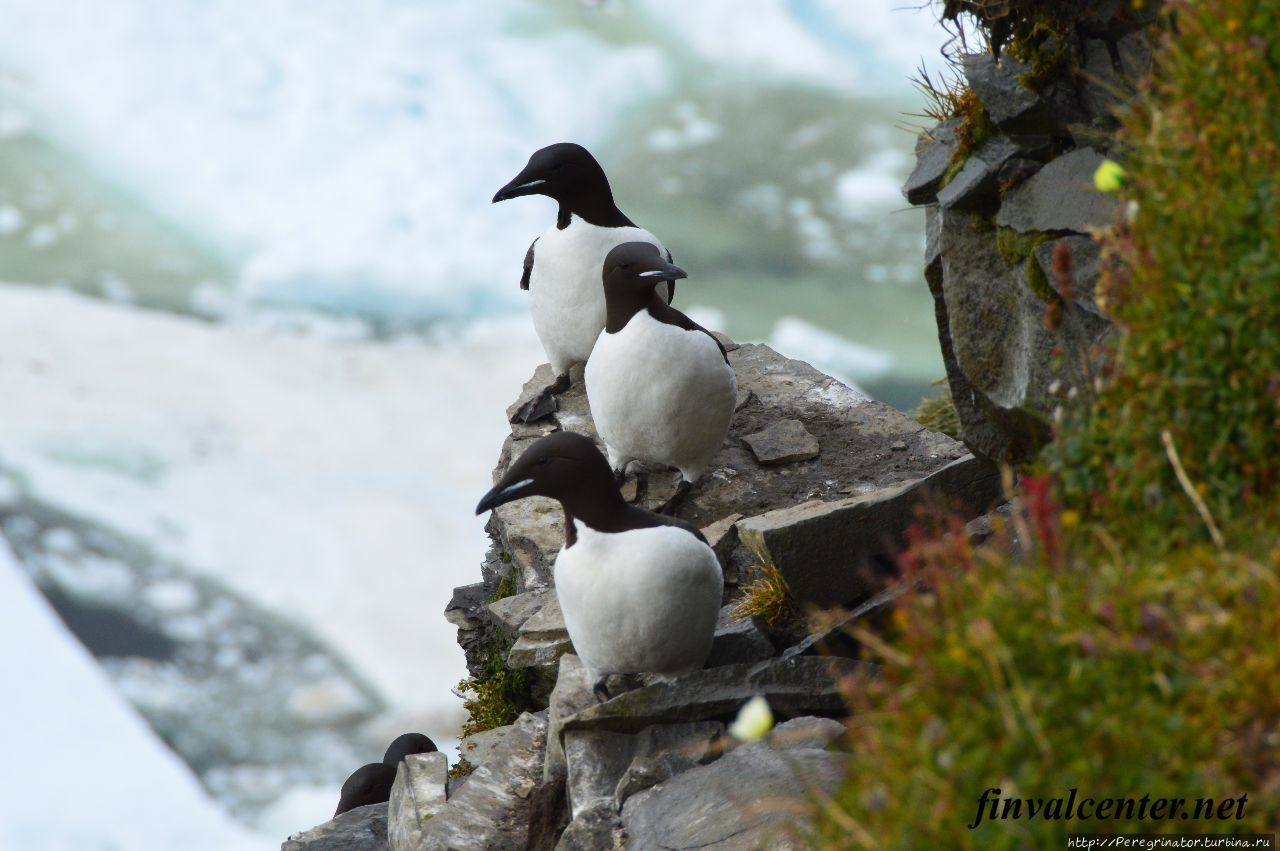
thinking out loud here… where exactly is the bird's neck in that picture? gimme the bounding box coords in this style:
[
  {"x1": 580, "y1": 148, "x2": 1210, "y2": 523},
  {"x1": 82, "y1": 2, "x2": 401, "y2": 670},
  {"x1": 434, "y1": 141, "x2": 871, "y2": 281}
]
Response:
[
  {"x1": 561, "y1": 487, "x2": 630, "y2": 548},
  {"x1": 557, "y1": 187, "x2": 633, "y2": 230},
  {"x1": 604, "y1": 286, "x2": 663, "y2": 334}
]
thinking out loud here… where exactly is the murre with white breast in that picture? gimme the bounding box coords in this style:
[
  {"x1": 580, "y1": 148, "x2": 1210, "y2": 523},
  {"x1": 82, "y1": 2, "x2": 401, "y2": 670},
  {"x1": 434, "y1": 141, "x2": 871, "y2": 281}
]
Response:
[
  {"x1": 475, "y1": 431, "x2": 723, "y2": 701},
  {"x1": 492, "y1": 143, "x2": 677, "y2": 423},
  {"x1": 585, "y1": 242, "x2": 737, "y2": 514}
]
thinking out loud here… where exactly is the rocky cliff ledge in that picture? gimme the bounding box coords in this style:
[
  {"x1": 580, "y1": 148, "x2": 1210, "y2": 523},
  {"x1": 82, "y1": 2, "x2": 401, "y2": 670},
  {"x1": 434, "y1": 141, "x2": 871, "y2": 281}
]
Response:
[{"x1": 284, "y1": 341, "x2": 1002, "y2": 850}]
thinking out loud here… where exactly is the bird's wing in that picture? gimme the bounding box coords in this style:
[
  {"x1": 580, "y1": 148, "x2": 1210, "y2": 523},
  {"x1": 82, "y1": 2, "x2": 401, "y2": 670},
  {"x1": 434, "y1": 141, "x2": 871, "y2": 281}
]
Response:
[
  {"x1": 649, "y1": 300, "x2": 730, "y2": 366},
  {"x1": 520, "y1": 238, "x2": 538, "y2": 291}
]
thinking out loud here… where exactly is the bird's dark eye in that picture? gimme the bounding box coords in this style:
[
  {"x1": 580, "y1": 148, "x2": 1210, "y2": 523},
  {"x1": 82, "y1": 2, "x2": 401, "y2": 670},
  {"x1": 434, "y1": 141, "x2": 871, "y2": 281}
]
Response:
[
  {"x1": 551, "y1": 163, "x2": 564, "y2": 172},
  {"x1": 620, "y1": 263, "x2": 631, "y2": 270},
  {"x1": 536, "y1": 454, "x2": 551, "y2": 465}
]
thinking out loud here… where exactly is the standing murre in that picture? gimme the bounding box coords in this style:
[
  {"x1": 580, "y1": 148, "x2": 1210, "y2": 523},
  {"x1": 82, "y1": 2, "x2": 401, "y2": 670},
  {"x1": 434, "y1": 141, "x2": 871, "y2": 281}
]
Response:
[
  {"x1": 475, "y1": 431, "x2": 723, "y2": 700},
  {"x1": 585, "y1": 242, "x2": 737, "y2": 514},
  {"x1": 492, "y1": 142, "x2": 677, "y2": 423}
]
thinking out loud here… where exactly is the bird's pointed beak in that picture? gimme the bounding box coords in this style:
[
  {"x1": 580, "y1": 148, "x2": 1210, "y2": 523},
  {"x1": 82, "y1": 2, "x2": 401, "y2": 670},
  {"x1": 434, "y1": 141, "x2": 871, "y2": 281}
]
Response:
[
  {"x1": 475, "y1": 476, "x2": 535, "y2": 514},
  {"x1": 492, "y1": 170, "x2": 547, "y2": 203},
  {"x1": 639, "y1": 262, "x2": 688, "y2": 281}
]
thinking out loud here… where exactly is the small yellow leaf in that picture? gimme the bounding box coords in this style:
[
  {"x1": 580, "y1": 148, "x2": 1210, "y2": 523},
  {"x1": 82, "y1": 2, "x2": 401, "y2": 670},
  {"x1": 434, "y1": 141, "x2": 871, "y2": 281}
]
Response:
[
  {"x1": 1094, "y1": 159, "x2": 1127, "y2": 193},
  {"x1": 729, "y1": 695, "x2": 774, "y2": 742}
]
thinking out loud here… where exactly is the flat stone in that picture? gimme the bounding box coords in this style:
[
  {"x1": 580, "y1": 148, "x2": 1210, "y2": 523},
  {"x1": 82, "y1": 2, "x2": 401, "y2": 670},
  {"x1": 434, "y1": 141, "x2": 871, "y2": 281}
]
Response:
[
  {"x1": 507, "y1": 595, "x2": 573, "y2": 669},
  {"x1": 456, "y1": 724, "x2": 515, "y2": 772},
  {"x1": 963, "y1": 53, "x2": 1044, "y2": 129},
  {"x1": 903, "y1": 117, "x2": 960, "y2": 205},
  {"x1": 562, "y1": 656, "x2": 865, "y2": 736},
  {"x1": 936, "y1": 155, "x2": 996, "y2": 211},
  {"x1": 996, "y1": 147, "x2": 1118, "y2": 233},
  {"x1": 621, "y1": 746, "x2": 845, "y2": 851},
  {"x1": 505, "y1": 363, "x2": 561, "y2": 424},
  {"x1": 611, "y1": 722, "x2": 723, "y2": 804},
  {"x1": 443, "y1": 582, "x2": 487, "y2": 630},
  {"x1": 747, "y1": 715, "x2": 845, "y2": 752},
  {"x1": 282, "y1": 802, "x2": 389, "y2": 851},
  {"x1": 564, "y1": 729, "x2": 638, "y2": 818},
  {"x1": 415, "y1": 712, "x2": 564, "y2": 851},
  {"x1": 700, "y1": 513, "x2": 742, "y2": 570},
  {"x1": 388, "y1": 752, "x2": 447, "y2": 851},
  {"x1": 742, "y1": 419, "x2": 819, "y2": 465},
  {"x1": 556, "y1": 800, "x2": 626, "y2": 851},
  {"x1": 705, "y1": 604, "x2": 774, "y2": 668},
  {"x1": 487, "y1": 589, "x2": 552, "y2": 638},
  {"x1": 737, "y1": 454, "x2": 1001, "y2": 606}
]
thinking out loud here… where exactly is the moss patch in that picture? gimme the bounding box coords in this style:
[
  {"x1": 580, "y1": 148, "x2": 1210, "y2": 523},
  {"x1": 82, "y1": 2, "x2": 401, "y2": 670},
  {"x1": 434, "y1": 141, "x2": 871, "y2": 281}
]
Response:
[
  {"x1": 454, "y1": 571, "x2": 532, "y2": 738},
  {"x1": 913, "y1": 379, "x2": 961, "y2": 440}
]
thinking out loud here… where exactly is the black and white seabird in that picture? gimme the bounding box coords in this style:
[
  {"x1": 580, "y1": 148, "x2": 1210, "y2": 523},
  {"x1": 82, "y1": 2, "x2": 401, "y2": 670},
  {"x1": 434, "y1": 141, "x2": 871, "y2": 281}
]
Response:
[
  {"x1": 492, "y1": 142, "x2": 677, "y2": 423},
  {"x1": 585, "y1": 242, "x2": 736, "y2": 514},
  {"x1": 475, "y1": 431, "x2": 723, "y2": 700},
  {"x1": 334, "y1": 763, "x2": 396, "y2": 817}
]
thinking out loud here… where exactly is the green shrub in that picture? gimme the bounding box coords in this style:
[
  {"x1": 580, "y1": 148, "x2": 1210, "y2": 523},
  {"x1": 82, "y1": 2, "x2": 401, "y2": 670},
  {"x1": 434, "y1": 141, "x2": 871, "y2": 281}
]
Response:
[{"x1": 1051, "y1": 0, "x2": 1280, "y2": 545}]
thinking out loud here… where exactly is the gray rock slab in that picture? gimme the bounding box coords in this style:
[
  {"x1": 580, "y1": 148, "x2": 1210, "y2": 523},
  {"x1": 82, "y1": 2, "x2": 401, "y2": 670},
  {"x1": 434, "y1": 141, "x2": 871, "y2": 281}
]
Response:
[
  {"x1": 737, "y1": 454, "x2": 1001, "y2": 606},
  {"x1": 936, "y1": 154, "x2": 996, "y2": 210},
  {"x1": 700, "y1": 513, "x2": 742, "y2": 571},
  {"x1": 282, "y1": 802, "x2": 389, "y2": 851},
  {"x1": 612, "y1": 722, "x2": 724, "y2": 805},
  {"x1": 903, "y1": 118, "x2": 960, "y2": 205},
  {"x1": 996, "y1": 147, "x2": 1118, "y2": 233},
  {"x1": 562, "y1": 656, "x2": 864, "y2": 736},
  {"x1": 742, "y1": 418, "x2": 820, "y2": 465},
  {"x1": 565, "y1": 729, "x2": 638, "y2": 818},
  {"x1": 621, "y1": 746, "x2": 846, "y2": 851},
  {"x1": 963, "y1": 53, "x2": 1043, "y2": 129},
  {"x1": 705, "y1": 604, "x2": 775, "y2": 668},
  {"x1": 415, "y1": 712, "x2": 562, "y2": 851},
  {"x1": 487, "y1": 342, "x2": 967, "y2": 595},
  {"x1": 937, "y1": 210, "x2": 1058, "y2": 462},
  {"x1": 457, "y1": 722, "x2": 515, "y2": 772},
  {"x1": 545, "y1": 654, "x2": 599, "y2": 786},
  {"x1": 507, "y1": 594, "x2": 572, "y2": 669},
  {"x1": 388, "y1": 752, "x2": 447, "y2": 851},
  {"x1": 487, "y1": 588, "x2": 552, "y2": 638},
  {"x1": 556, "y1": 800, "x2": 626, "y2": 851},
  {"x1": 749, "y1": 716, "x2": 845, "y2": 752},
  {"x1": 444, "y1": 582, "x2": 487, "y2": 630}
]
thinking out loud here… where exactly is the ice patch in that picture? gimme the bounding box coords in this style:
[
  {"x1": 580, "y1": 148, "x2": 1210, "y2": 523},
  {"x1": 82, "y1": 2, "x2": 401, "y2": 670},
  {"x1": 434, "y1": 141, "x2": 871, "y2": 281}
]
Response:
[
  {"x1": 768, "y1": 316, "x2": 892, "y2": 386},
  {"x1": 0, "y1": 536, "x2": 270, "y2": 850}
]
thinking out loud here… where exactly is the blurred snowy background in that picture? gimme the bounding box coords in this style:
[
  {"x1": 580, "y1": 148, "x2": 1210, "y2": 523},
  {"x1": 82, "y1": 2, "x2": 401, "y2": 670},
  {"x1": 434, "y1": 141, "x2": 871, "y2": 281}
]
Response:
[{"x1": 0, "y1": 1, "x2": 946, "y2": 847}]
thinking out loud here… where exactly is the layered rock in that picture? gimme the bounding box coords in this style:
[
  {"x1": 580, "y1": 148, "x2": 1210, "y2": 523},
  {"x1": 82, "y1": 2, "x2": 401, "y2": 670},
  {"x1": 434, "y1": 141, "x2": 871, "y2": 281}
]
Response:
[{"x1": 906, "y1": 11, "x2": 1157, "y2": 463}]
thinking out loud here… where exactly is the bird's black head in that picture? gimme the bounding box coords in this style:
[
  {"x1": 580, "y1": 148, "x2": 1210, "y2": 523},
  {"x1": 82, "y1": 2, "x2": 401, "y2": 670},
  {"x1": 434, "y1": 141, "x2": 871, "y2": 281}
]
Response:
[
  {"x1": 334, "y1": 763, "x2": 396, "y2": 817},
  {"x1": 601, "y1": 242, "x2": 687, "y2": 332},
  {"x1": 382, "y1": 733, "x2": 437, "y2": 766},
  {"x1": 488, "y1": 140, "x2": 614, "y2": 211},
  {"x1": 475, "y1": 431, "x2": 618, "y2": 516}
]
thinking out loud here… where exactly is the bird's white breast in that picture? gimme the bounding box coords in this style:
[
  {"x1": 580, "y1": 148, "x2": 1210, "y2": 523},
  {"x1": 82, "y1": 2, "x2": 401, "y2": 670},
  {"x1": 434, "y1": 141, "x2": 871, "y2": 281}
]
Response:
[
  {"x1": 553, "y1": 523, "x2": 723, "y2": 680},
  {"x1": 585, "y1": 311, "x2": 737, "y2": 481},
  {"x1": 528, "y1": 216, "x2": 666, "y2": 375}
]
